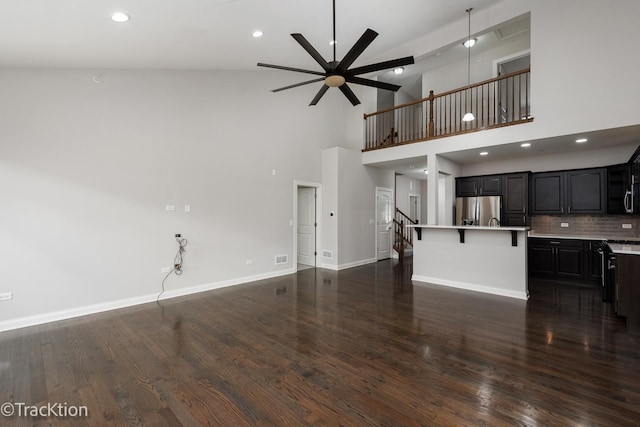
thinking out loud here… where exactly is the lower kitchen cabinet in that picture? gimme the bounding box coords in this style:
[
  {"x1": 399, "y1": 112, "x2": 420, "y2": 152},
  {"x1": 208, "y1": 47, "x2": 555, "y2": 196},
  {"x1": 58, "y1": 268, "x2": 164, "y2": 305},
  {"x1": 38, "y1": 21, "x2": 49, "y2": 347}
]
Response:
[
  {"x1": 615, "y1": 254, "x2": 640, "y2": 319},
  {"x1": 528, "y1": 238, "x2": 601, "y2": 284}
]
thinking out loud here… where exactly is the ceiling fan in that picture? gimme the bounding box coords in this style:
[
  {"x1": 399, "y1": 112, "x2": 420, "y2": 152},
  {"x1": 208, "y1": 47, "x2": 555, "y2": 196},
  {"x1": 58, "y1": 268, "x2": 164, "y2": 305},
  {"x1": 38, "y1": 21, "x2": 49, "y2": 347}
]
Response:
[{"x1": 257, "y1": 0, "x2": 415, "y2": 106}]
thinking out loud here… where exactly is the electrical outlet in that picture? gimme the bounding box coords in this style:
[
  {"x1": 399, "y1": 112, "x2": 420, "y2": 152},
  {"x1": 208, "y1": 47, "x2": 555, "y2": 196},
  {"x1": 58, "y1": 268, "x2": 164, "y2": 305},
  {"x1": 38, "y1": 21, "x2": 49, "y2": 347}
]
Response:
[
  {"x1": 175, "y1": 233, "x2": 181, "y2": 238},
  {"x1": 0, "y1": 292, "x2": 13, "y2": 301},
  {"x1": 622, "y1": 224, "x2": 633, "y2": 229},
  {"x1": 246, "y1": 259, "x2": 253, "y2": 265},
  {"x1": 560, "y1": 222, "x2": 569, "y2": 228},
  {"x1": 166, "y1": 205, "x2": 176, "y2": 212}
]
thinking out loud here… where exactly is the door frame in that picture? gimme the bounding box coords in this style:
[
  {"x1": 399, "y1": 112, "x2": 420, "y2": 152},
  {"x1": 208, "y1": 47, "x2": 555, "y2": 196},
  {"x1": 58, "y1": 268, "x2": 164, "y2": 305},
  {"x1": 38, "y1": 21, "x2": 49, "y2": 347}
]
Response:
[
  {"x1": 293, "y1": 181, "x2": 322, "y2": 271},
  {"x1": 375, "y1": 187, "x2": 394, "y2": 261}
]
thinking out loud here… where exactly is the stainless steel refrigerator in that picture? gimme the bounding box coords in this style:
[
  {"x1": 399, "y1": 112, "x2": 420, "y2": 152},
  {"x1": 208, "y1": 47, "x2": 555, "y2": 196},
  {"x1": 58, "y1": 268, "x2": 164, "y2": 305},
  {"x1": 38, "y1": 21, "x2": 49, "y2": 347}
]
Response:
[{"x1": 455, "y1": 196, "x2": 502, "y2": 226}]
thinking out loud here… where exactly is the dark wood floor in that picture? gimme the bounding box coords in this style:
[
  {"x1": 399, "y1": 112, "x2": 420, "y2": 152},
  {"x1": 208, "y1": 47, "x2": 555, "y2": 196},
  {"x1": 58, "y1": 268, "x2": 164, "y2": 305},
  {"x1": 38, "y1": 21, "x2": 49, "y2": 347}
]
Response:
[{"x1": 1, "y1": 259, "x2": 639, "y2": 426}]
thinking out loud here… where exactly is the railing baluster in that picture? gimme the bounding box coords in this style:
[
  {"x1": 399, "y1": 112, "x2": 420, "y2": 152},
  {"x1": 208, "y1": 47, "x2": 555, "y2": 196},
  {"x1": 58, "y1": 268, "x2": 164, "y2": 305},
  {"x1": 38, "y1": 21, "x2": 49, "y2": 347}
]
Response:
[{"x1": 362, "y1": 68, "x2": 532, "y2": 150}]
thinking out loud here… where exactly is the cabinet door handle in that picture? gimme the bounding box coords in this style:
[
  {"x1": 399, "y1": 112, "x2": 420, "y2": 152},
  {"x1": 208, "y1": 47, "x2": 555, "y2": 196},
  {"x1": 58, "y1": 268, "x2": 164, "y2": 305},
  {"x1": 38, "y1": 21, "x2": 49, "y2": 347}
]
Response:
[
  {"x1": 561, "y1": 207, "x2": 564, "y2": 214},
  {"x1": 550, "y1": 241, "x2": 561, "y2": 245}
]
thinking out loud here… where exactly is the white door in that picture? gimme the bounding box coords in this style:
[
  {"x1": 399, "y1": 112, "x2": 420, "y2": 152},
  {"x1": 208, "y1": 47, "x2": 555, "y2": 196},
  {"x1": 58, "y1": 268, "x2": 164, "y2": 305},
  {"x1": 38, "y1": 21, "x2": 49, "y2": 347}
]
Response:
[
  {"x1": 376, "y1": 188, "x2": 393, "y2": 260},
  {"x1": 297, "y1": 187, "x2": 316, "y2": 267}
]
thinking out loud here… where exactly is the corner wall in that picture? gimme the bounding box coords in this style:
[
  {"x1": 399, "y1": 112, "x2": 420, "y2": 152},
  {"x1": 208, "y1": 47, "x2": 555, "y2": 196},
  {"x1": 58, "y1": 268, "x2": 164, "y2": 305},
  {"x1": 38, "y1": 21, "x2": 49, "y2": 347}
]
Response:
[{"x1": 0, "y1": 68, "x2": 356, "y2": 330}]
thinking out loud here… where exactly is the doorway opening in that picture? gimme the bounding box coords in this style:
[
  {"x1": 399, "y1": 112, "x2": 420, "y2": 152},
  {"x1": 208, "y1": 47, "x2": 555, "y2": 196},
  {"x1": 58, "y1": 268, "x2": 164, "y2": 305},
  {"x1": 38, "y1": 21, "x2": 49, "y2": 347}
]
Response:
[
  {"x1": 294, "y1": 182, "x2": 321, "y2": 271},
  {"x1": 375, "y1": 187, "x2": 394, "y2": 261}
]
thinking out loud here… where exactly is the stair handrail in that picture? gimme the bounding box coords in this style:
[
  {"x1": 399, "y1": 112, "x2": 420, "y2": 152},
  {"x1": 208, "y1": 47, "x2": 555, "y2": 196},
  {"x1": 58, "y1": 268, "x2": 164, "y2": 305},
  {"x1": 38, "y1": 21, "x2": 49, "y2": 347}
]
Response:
[{"x1": 394, "y1": 208, "x2": 418, "y2": 254}]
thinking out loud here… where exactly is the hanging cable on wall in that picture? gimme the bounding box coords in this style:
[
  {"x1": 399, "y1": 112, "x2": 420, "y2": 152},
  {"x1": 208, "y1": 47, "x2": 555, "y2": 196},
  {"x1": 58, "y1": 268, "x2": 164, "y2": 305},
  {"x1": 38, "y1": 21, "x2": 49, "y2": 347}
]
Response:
[{"x1": 157, "y1": 235, "x2": 188, "y2": 304}]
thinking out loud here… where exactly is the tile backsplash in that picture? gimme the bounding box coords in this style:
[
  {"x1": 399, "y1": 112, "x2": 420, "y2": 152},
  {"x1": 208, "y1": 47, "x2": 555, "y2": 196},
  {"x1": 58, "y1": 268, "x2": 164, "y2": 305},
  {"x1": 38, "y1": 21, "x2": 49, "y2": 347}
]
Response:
[{"x1": 530, "y1": 215, "x2": 640, "y2": 238}]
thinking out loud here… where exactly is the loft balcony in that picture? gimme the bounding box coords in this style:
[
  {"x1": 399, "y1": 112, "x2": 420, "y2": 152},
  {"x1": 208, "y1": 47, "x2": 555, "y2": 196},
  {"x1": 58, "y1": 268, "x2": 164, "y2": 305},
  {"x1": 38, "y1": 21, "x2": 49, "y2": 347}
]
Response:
[{"x1": 363, "y1": 68, "x2": 532, "y2": 151}]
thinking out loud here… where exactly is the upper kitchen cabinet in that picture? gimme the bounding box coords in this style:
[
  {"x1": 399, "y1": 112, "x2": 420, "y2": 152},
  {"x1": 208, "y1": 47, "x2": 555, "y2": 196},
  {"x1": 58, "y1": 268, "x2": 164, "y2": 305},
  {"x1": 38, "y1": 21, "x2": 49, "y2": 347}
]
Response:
[
  {"x1": 530, "y1": 172, "x2": 564, "y2": 214},
  {"x1": 566, "y1": 169, "x2": 607, "y2": 214},
  {"x1": 456, "y1": 175, "x2": 502, "y2": 197},
  {"x1": 503, "y1": 172, "x2": 530, "y2": 226},
  {"x1": 531, "y1": 168, "x2": 607, "y2": 215}
]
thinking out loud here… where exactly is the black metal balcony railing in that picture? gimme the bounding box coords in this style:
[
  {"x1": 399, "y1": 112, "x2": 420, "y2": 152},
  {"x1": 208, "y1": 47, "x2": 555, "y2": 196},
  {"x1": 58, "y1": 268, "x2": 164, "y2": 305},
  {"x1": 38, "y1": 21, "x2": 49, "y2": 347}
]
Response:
[{"x1": 363, "y1": 68, "x2": 532, "y2": 151}]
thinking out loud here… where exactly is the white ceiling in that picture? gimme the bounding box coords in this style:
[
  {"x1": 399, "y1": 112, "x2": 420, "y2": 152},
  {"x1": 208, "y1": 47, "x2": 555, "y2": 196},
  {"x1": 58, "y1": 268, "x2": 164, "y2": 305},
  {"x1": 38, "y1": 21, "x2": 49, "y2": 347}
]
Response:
[
  {"x1": 3, "y1": 0, "x2": 637, "y2": 175},
  {"x1": 0, "y1": 0, "x2": 505, "y2": 71}
]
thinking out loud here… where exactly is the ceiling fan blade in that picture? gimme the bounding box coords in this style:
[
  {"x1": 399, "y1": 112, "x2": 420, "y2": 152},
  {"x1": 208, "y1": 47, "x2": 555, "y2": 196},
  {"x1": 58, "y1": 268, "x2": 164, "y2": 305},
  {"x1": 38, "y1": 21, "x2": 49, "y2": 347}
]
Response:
[
  {"x1": 347, "y1": 56, "x2": 415, "y2": 76},
  {"x1": 272, "y1": 78, "x2": 326, "y2": 93},
  {"x1": 346, "y1": 76, "x2": 401, "y2": 92},
  {"x1": 339, "y1": 83, "x2": 361, "y2": 106},
  {"x1": 291, "y1": 34, "x2": 331, "y2": 72},
  {"x1": 336, "y1": 28, "x2": 378, "y2": 73},
  {"x1": 257, "y1": 63, "x2": 326, "y2": 77},
  {"x1": 309, "y1": 85, "x2": 330, "y2": 106}
]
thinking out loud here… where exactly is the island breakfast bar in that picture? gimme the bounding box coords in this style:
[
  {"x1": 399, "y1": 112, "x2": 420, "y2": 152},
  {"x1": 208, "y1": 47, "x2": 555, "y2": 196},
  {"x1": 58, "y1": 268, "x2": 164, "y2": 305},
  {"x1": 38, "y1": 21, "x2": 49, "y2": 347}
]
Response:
[{"x1": 407, "y1": 225, "x2": 530, "y2": 300}]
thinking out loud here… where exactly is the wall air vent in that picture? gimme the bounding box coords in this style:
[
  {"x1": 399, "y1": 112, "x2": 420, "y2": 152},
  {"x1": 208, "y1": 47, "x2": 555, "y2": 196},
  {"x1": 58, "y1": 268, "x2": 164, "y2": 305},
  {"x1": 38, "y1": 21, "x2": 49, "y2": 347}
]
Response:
[
  {"x1": 322, "y1": 250, "x2": 333, "y2": 259},
  {"x1": 275, "y1": 254, "x2": 288, "y2": 265}
]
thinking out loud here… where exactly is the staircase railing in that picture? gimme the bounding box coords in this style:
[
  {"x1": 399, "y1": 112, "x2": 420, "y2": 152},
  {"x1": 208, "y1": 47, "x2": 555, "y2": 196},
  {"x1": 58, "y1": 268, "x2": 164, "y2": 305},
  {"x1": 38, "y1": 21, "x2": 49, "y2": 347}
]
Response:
[
  {"x1": 363, "y1": 68, "x2": 532, "y2": 151},
  {"x1": 393, "y1": 208, "x2": 418, "y2": 256}
]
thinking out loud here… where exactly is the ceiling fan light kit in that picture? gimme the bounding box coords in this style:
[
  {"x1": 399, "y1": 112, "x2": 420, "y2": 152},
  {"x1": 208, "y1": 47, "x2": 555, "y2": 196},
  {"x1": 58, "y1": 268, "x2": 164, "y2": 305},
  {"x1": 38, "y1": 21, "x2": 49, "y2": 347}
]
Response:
[{"x1": 257, "y1": 0, "x2": 414, "y2": 106}]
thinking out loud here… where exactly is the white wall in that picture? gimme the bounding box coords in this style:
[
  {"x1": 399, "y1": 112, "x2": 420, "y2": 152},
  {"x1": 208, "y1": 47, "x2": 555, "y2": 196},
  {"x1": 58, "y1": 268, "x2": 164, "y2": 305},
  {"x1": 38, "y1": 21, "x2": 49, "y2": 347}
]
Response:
[
  {"x1": 422, "y1": 30, "x2": 531, "y2": 96},
  {"x1": 0, "y1": 68, "x2": 359, "y2": 330},
  {"x1": 364, "y1": 0, "x2": 640, "y2": 219},
  {"x1": 321, "y1": 147, "x2": 393, "y2": 270}
]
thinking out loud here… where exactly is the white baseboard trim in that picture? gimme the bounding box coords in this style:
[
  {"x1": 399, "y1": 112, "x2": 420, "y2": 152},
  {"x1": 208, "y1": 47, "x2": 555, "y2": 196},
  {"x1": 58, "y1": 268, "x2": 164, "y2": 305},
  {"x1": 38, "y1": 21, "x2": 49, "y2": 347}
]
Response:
[
  {"x1": 0, "y1": 268, "x2": 296, "y2": 333},
  {"x1": 412, "y1": 274, "x2": 528, "y2": 300},
  {"x1": 321, "y1": 257, "x2": 377, "y2": 271}
]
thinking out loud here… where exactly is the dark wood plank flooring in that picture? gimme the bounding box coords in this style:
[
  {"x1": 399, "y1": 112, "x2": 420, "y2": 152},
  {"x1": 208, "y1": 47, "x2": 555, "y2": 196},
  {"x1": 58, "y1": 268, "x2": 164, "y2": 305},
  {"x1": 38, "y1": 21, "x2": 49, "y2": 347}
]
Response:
[{"x1": 1, "y1": 259, "x2": 639, "y2": 426}]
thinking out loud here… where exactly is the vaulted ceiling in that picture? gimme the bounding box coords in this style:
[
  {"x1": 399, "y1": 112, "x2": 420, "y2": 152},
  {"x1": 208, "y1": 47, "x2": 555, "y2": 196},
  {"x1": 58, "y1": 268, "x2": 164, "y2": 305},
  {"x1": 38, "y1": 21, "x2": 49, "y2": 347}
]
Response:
[{"x1": 0, "y1": 0, "x2": 506, "y2": 71}]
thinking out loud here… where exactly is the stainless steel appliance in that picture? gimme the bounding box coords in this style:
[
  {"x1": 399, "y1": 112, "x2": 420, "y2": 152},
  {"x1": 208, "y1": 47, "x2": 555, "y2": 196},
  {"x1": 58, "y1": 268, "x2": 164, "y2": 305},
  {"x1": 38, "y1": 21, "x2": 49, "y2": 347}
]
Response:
[
  {"x1": 623, "y1": 175, "x2": 637, "y2": 214},
  {"x1": 625, "y1": 145, "x2": 640, "y2": 214},
  {"x1": 455, "y1": 196, "x2": 501, "y2": 226},
  {"x1": 595, "y1": 241, "x2": 615, "y2": 302}
]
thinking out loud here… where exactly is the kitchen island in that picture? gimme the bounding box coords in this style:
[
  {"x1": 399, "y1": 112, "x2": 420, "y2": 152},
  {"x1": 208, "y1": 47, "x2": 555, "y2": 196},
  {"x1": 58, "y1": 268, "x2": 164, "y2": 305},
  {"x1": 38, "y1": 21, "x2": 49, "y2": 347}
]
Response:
[{"x1": 408, "y1": 225, "x2": 530, "y2": 300}]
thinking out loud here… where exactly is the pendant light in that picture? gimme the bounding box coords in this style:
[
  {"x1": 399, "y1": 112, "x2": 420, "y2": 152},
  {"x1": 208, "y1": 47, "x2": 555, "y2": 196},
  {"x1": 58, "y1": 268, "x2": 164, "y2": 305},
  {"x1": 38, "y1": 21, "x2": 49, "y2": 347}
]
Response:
[{"x1": 462, "y1": 8, "x2": 475, "y2": 122}]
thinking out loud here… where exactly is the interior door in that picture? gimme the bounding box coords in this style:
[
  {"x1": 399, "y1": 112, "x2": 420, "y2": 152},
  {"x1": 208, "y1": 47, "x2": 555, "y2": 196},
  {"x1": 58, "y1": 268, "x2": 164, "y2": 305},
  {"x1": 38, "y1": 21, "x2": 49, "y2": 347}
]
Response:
[
  {"x1": 297, "y1": 187, "x2": 316, "y2": 267},
  {"x1": 376, "y1": 188, "x2": 393, "y2": 260}
]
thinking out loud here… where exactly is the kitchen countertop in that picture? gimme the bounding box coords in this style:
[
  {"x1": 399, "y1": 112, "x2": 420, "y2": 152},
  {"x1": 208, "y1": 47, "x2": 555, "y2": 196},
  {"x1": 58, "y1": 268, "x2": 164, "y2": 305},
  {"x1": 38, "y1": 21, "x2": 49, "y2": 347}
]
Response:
[
  {"x1": 609, "y1": 243, "x2": 640, "y2": 255},
  {"x1": 528, "y1": 233, "x2": 640, "y2": 242},
  {"x1": 409, "y1": 224, "x2": 529, "y2": 232}
]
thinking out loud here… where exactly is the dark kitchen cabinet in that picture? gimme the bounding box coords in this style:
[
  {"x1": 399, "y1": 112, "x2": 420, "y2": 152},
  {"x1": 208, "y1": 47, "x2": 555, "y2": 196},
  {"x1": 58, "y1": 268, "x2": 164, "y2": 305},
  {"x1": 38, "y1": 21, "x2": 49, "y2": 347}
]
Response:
[
  {"x1": 566, "y1": 169, "x2": 607, "y2": 214},
  {"x1": 456, "y1": 175, "x2": 502, "y2": 197},
  {"x1": 615, "y1": 254, "x2": 640, "y2": 320},
  {"x1": 503, "y1": 172, "x2": 530, "y2": 226},
  {"x1": 528, "y1": 238, "x2": 600, "y2": 283},
  {"x1": 554, "y1": 240, "x2": 584, "y2": 280},
  {"x1": 531, "y1": 172, "x2": 563, "y2": 214},
  {"x1": 531, "y1": 168, "x2": 607, "y2": 215}
]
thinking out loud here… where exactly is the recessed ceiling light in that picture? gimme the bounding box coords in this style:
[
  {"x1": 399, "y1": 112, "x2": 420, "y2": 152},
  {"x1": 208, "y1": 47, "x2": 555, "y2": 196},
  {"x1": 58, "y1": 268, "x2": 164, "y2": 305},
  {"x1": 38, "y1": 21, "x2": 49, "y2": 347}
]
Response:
[
  {"x1": 576, "y1": 138, "x2": 588, "y2": 143},
  {"x1": 393, "y1": 67, "x2": 404, "y2": 75},
  {"x1": 424, "y1": 170, "x2": 429, "y2": 175},
  {"x1": 480, "y1": 151, "x2": 489, "y2": 156},
  {"x1": 329, "y1": 40, "x2": 338, "y2": 46},
  {"x1": 252, "y1": 30, "x2": 263, "y2": 38},
  {"x1": 463, "y1": 38, "x2": 477, "y2": 48},
  {"x1": 111, "y1": 12, "x2": 130, "y2": 23},
  {"x1": 521, "y1": 143, "x2": 531, "y2": 147}
]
